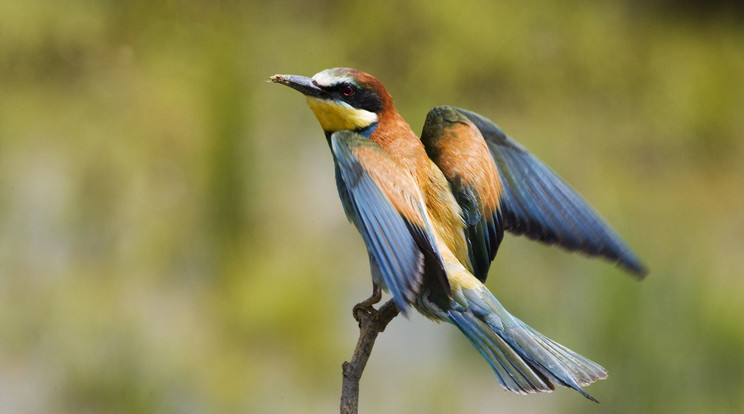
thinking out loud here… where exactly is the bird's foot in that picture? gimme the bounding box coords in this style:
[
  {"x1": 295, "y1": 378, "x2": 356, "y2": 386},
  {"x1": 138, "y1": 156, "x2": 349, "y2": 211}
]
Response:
[{"x1": 352, "y1": 285, "x2": 382, "y2": 325}]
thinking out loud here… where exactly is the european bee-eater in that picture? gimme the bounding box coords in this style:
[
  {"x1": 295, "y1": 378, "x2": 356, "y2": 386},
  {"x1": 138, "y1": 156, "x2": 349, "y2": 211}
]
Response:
[{"x1": 271, "y1": 67, "x2": 646, "y2": 401}]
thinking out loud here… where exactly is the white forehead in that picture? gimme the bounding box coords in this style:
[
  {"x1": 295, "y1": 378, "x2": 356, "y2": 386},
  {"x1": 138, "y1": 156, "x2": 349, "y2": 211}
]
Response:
[{"x1": 312, "y1": 69, "x2": 352, "y2": 87}]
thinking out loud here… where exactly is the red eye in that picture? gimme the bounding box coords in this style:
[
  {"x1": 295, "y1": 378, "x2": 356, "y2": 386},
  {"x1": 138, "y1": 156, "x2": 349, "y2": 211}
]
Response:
[{"x1": 342, "y1": 85, "x2": 355, "y2": 96}]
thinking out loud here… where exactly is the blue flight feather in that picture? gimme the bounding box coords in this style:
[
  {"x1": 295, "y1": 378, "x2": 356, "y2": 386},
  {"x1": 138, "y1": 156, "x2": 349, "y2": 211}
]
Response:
[
  {"x1": 330, "y1": 131, "x2": 447, "y2": 312},
  {"x1": 454, "y1": 107, "x2": 647, "y2": 277}
]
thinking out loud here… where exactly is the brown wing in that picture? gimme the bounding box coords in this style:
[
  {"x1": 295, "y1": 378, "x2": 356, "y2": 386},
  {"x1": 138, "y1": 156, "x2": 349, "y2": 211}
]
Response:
[{"x1": 421, "y1": 106, "x2": 505, "y2": 282}]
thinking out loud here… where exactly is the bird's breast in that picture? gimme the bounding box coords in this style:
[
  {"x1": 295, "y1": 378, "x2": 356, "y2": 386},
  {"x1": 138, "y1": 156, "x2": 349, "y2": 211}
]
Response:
[
  {"x1": 419, "y1": 162, "x2": 472, "y2": 273},
  {"x1": 371, "y1": 116, "x2": 472, "y2": 273}
]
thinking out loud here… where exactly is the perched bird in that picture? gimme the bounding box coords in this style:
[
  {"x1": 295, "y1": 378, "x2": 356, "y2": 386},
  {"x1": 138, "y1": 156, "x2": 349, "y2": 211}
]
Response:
[{"x1": 271, "y1": 68, "x2": 646, "y2": 401}]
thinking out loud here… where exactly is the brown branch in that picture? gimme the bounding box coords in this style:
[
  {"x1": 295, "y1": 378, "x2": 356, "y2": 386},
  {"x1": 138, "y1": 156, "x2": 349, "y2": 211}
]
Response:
[{"x1": 340, "y1": 299, "x2": 400, "y2": 414}]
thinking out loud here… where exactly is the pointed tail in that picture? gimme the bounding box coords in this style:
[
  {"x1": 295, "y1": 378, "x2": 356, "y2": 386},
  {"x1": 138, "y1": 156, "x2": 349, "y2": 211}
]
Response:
[{"x1": 444, "y1": 283, "x2": 607, "y2": 401}]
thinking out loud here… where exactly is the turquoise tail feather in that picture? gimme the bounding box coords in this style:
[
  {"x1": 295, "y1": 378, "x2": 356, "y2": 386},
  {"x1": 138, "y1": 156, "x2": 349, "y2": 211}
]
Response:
[{"x1": 444, "y1": 285, "x2": 607, "y2": 401}]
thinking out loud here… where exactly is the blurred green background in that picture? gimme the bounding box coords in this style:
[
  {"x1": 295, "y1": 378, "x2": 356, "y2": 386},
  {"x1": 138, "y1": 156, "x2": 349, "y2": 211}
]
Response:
[{"x1": 2, "y1": 0, "x2": 743, "y2": 413}]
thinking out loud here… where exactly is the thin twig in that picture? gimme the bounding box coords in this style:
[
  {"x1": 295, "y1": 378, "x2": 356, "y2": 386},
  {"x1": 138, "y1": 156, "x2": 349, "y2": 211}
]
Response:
[{"x1": 340, "y1": 299, "x2": 399, "y2": 414}]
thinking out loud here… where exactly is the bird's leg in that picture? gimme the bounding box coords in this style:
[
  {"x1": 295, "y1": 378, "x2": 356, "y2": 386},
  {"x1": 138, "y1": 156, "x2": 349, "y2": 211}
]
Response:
[{"x1": 352, "y1": 284, "x2": 382, "y2": 323}]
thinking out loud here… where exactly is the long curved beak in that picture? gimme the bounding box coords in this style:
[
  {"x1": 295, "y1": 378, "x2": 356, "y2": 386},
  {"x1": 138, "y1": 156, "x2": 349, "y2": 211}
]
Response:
[{"x1": 270, "y1": 74, "x2": 328, "y2": 99}]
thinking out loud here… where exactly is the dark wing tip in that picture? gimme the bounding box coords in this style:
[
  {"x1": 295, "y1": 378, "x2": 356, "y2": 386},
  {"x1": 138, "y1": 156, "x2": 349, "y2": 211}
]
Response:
[{"x1": 617, "y1": 255, "x2": 648, "y2": 279}]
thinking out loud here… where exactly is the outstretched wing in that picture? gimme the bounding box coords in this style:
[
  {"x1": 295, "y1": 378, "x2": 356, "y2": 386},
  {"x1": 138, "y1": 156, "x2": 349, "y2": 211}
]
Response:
[
  {"x1": 421, "y1": 107, "x2": 504, "y2": 283},
  {"x1": 330, "y1": 131, "x2": 449, "y2": 313},
  {"x1": 454, "y1": 107, "x2": 647, "y2": 277}
]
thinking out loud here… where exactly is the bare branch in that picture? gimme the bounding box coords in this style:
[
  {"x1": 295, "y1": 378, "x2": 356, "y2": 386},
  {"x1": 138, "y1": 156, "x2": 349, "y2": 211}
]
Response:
[{"x1": 340, "y1": 299, "x2": 399, "y2": 414}]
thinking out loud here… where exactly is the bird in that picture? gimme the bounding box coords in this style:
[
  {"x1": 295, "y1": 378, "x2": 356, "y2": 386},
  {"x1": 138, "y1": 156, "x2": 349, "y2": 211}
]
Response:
[{"x1": 270, "y1": 67, "x2": 646, "y2": 401}]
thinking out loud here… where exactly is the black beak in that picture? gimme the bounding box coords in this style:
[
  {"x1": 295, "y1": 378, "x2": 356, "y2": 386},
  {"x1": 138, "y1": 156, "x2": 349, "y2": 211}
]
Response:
[{"x1": 270, "y1": 74, "x2": 328, "y2": 99}]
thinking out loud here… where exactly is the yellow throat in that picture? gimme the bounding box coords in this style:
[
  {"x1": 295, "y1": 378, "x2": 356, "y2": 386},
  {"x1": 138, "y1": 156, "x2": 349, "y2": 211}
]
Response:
[{"x1": 306, "y1": 97, "x2": 378, "y2": 132}]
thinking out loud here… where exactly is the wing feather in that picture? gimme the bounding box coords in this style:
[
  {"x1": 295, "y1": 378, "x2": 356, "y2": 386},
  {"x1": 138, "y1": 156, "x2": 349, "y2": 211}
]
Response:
[
  {"x1": 454, "y1": 107, "x2": 647, "y2": 277},
  {"x1": 421, "y1": 107, "x2": 504, "y2": 282},
  {"x1": 331, "y1": 131, "x2": 449, "y2": 312}
]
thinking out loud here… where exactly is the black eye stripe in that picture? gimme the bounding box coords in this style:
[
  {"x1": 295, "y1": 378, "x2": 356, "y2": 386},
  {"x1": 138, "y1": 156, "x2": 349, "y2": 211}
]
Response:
[
  {"x1": 333, "y1": 82, "x2": 382, "y2": 113},
  {"x1": 316, "y1": 82, "x2": 383, "y2": 113}
]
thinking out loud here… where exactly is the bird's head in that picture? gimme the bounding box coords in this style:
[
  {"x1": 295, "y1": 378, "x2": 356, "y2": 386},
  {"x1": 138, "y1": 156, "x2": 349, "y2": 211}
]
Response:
[{"x1": 271, "y1": 68, "x2": 392, "y2": 137}]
